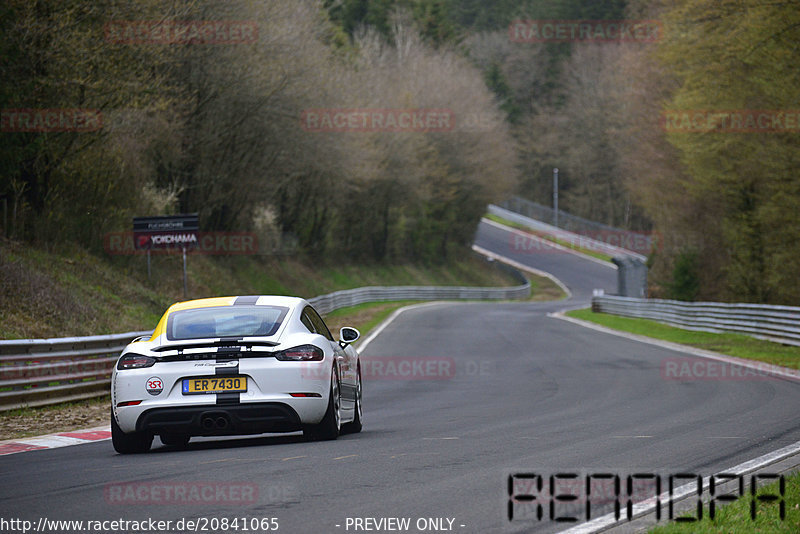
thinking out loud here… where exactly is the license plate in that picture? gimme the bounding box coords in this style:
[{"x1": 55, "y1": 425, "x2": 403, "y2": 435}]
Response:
[{"x1": 182, "y1": 376, "x2": 247, "y2": 395}]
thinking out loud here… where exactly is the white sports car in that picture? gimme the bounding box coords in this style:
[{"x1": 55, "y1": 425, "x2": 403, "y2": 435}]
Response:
[{"x1": 111, "y1": 295, "x2": 362, "y2": 453}]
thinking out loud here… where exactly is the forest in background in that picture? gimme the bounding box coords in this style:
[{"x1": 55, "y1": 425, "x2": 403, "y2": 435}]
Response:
[
  {"x1": 1, "y1": 0, "x2": 517, "y2": 264},
  {"x1": 2, "y1": 0, "x2": 799, "y2": 303}
]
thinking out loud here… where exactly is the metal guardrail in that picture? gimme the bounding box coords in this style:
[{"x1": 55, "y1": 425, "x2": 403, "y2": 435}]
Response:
[
  {"x1": 592, "y1": 294, "x2": 800, "y2": 347},
  {"x1": 0, "y1": 269, "x2": 529, "y2": 410},
  {"x1": 309, "y1": 285, "x2": 531, "y2": 315},
  {"x1": 308, "y1": 278, "x2": 530, "y2": 315},
  {"x1": 0, "y1": 331, "x2": 152, "y2": 410}
]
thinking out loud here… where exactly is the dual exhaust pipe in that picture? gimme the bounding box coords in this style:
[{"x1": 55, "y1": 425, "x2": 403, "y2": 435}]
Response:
[{"x1": 201, "y1": 415, "x2": 230, "y2": 431}]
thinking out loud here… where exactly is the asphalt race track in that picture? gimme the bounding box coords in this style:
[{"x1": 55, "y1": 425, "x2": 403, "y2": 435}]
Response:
[{"x1": 3, "y1": 220, "x2": 799, "y2": 534}]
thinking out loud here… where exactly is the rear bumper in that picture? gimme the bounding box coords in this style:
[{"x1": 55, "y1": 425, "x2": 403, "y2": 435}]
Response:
[{"x1": 135, "y1": 402, "x2": 303, "y2": 436}]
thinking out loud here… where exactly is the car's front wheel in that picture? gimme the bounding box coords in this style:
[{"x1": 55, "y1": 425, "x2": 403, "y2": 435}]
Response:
[
  {"x1": 111, "y1": 410, "x2": 153, "y2": 454},
  {"x1": 303, "y1": 367, "x2": 341, "y2": 441}
]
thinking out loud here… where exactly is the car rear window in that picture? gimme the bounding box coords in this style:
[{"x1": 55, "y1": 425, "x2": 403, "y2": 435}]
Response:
[{"x1": 166, "y1": 305, "x2": 289, "y2": 340}]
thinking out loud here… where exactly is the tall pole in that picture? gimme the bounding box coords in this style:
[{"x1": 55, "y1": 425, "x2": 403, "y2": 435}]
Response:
[{"x1": 553, "y1": 167, "x2": 559, "y2": 227}]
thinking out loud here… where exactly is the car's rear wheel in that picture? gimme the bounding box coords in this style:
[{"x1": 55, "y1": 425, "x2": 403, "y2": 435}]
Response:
[
  {"x1": 111, "y1": 410, "x2": 153, "y2": 454},
  {"x1": 342, "y1": 365, "x2": 362, "y2": 434},
  {"x1": 303, "y1": 367, "x2": 341, "y2": 441},
  {"x1": 160, "y1": 433, "x2": 190, "y2": 447}
]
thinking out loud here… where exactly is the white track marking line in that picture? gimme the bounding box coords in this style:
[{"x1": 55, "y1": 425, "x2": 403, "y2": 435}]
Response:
[
  {"x1": 481, "y1": 217, "x2": 617, "y2": 269},
  {"x1": 18, "y1": 435, "x2": 89, "y2": 448},
  {"x1": 471, "y1": 244, "x2": 573, "y2": 298},
  {"x1": 0, "y1": 425, "x2": 111, "y2": 456},
  {"x1": 356, "y1": 302, "x2": 448, "y2": 354}
]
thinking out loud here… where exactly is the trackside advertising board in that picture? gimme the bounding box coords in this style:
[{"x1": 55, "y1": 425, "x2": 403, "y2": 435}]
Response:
[{"x1": 133, "y1": 215, "x2": 199, "y2": 250}]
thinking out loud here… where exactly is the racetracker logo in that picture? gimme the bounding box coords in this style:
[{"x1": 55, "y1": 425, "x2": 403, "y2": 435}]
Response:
[
  {"x1": 104, "y1": 21, "x2": 258, "y2": 45},
  {"x1": 455, "y1": 112, "x2": 498, "y2": 132},
  {"x1": 509, "y1": 20, "x2": 662, "y2": 43},
  {"x1": 300, "y1": 109, "x2": 454, "y2": 133},
  {"x1": 509, "y1": 229, "x2": 657, "y2": 256},
  {"x1": 103, "y1": 232, "x2": 258, "y2": 255},
  {"x1": 660, "y1": 357, "x2": 800, "y2": 381},
  {"x1": 361, "y1": 356, "x2": 493, "y2": 380},
  {"x1": 0, "y1": 360, "x2": 109, "y2": 381},
  {"x1": 661, "y1": 110, "x2": 800, "y2": 133},
  {"x1": 362, "y1": 357, "x2": 456, "y2": 380},
  {"x1": 300, "y1": 357, "x2": 491, "y2": 381},
  {"x1": 104, "y1": 482, "x2": 258, "y2": 505},
  {"x1": 1, "y1": 109, "x2": 102, "y2": 133}
]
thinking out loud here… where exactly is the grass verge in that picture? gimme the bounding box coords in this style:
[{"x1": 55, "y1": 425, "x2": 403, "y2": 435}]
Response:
[
  {"x1": 322, "y1": 300, "x2": 422, "y2": 340},
  {"x1": 648, "y1": 471, "x2": 799, "y2": 533},
  {"x1": 526, "y1": 273, "x2": 567, "y2": 301},
  {"x1": 485, "y1": 213, "x2": 614, "y2": 263},
  {"x1": 0, "y1": 235, "x2": 521, "y2": 339},
  {"x1": 566, "y1": 308, "x2": 800, "y2": 369}
]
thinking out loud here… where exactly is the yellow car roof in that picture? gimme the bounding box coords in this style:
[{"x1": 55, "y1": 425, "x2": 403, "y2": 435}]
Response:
[{"x1": 147, "y1": 296, "x2": 310, "y2": 341}]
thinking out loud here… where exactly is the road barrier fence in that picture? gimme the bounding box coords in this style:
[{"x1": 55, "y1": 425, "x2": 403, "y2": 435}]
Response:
[{"x1": 592, "y1": 294, "x2": 800, "y2": 347}]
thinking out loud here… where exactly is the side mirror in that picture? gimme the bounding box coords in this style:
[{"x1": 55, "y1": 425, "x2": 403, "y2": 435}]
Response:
[{"x1": 339, "y1": 326, "x2": 361, "y2": 347}]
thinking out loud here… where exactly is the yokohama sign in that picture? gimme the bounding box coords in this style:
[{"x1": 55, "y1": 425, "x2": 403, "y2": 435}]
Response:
[{"x1": 133, "y1": 215, "x2": 199, "y2": 250}]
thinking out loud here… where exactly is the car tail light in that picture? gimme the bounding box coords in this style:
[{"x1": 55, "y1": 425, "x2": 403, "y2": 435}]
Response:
[
  {"x1": 289, "y1": 393, "x2": 322, "y2": 398},
  {"x1": 274, "y1": 345, "x2": 324, "y2": 362},
  {"x1": 117, "y1": 400, "x2": 143, "y2": 407},
  {"x1": 117, "y1": 354, "x2": 156, "y2": 370}
]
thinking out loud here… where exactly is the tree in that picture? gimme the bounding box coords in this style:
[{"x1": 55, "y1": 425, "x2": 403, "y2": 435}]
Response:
[{"x1": 657, "y1": 0, "x2": 800, "y2": 303}]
